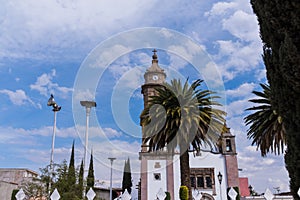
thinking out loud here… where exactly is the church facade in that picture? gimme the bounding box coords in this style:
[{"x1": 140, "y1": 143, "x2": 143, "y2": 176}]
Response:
[{"x1": 139, "y1": 50, "x2": 239, "y2": 200}]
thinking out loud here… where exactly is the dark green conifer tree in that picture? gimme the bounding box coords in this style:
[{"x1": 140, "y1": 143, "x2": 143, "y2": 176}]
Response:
[
  {"x1": 77, "y1": 159, "x2": 84, "y2": 198},
  {"x1": 250, "y1": 1, "x2": 300, "y2": 198},
  {"x1": 86, "y1": 152, "x2": 95, "y2": 192},
  {"x1": 59, "y1": 141, "x2": 78, "y2": 199},
  {"x1": 68, "y1": 141, "x2": 76, "y2": 187},
  {"x1": 122, "y1": 158, "x2": 132, "y2": 194}
]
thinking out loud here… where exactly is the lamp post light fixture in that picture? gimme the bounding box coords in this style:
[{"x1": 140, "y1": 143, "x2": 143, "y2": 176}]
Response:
[
  {"x1": 108, "y1": 157, "x2": 116, "y2": 200},
  {"x1": 80, "y1": 100, "x2": 96, "y2": 199},
  {"x1": 47, "y1": 94, "x2": 61, "y2": 197},
  {"x1": 217, "y1": 172, "x2": 223, "y2": 200}
]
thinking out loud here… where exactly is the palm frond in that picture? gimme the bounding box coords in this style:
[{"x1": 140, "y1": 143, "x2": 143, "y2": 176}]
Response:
[
  {"x1": 244, "y1": 83, "x2": 286, "y2": 156},
  {"x1": 141, "y1": 78, "x2": 227, "y2": 153}
]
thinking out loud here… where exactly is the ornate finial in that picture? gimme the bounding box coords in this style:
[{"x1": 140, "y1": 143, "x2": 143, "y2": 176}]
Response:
[{"x1": 152, "y1": 49, "x2": 158, "y2": 60}]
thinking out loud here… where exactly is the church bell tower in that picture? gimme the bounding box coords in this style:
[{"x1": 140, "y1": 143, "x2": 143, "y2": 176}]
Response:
[
  {"x1": 141, "y1": 49, "x2": 166, "y2": 107},
  {"x1": 140, "y1": 49, "x2": 166, "y2": 152},
  {"x1": 220, "y1": 127, "x2": 240, "y2": 189},
  {"x1": 139, "y1": 50, "x2": 175, "y2": 200}
]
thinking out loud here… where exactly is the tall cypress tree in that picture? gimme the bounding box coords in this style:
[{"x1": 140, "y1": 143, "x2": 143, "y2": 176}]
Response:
[
  {"x1": 250, "y1": 1, "x2": 300, "y2": 198},
  {"x1": 58, "y1": 141, "x2": 79, "y2": 199},
  {"x1": 122, "y1": 158, "x2": 132, "y2": 194},
  {"x1": 86, "y1": 151, "x2": 95, "y2": 192},
  {"x1": 77, "y1": 159, "x2": 84, "y2": 198},
  {"x1": 68, "y1": 141, "x2": 76, "y2": 187}
]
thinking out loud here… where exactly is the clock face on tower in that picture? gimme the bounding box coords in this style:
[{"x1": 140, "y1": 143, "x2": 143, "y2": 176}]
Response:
[{"x1": 152, "y1": 75, "x2": 158, "y2": 81}]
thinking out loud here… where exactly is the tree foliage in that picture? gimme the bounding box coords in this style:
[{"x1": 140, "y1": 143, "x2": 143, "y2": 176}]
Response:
[
  {"x1": 250, "y1": 1, "x2": 300, "y2": 198},
  {"x1": 244, "y1": 83, "x2": 286, "y2": 156},
  {"x1": 122, "y1": 158, "x2": 133, "y2": 194},
  {"x1": 54, "y1": 160, "x2": 69, "y2": 195},
  {"x1": 77, "y1": 159, "x2": 84, "y2": 198},
  {"x1": 87, "y1": 152, "x2": 95, "y2": 192},
  {"x1": 67, "y1": 141, "x2": 76, "y2": 188},
  {"x1": 33, "y1": 142, "x2": 84, "y2": 200}
]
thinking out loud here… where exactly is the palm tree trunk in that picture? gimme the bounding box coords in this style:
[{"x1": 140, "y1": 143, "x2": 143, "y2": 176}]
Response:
[{"x1": 180, "y1": 147, "x2": 192, "y2": 200}]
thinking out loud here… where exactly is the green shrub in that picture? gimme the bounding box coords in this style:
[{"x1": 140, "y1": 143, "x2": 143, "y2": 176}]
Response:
[
  {"x1": 11, "y1": 189, "x2": 19, "y2": 200},
  {"x1": 165, "y1": 191, "x2": 171, "y2": 200},
  {"x1": 179, "y1": 186, "x2": 189, "y2": 200}
]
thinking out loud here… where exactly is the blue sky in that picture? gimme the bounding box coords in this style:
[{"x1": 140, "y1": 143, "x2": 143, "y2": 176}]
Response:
[{"x1": 0, "y1": 0, "x2": 289, "y2": 196}]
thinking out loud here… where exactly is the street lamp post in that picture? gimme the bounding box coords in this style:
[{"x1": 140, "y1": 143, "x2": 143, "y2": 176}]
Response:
[
  {"x1": 80, "y1": 101, "x2": 96, "y2": 199},
  {"x1": 217, "y1": 172, "x2": 223, "y2": 200},
  {"x1": 47, "y1": 94, "x2": 61, "y2": 197},
  {"x1": 108, "y1": 158, "x2": 116, "y2": 200}
]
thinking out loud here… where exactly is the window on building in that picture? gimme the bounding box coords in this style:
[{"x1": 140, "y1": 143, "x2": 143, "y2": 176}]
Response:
[
  {"x1": 191, "y1": 176, "x2": 196, "y2": 188},
  {"x1": 197, "y1": 177, "x2": 204, "y2": 188},
  {"x1": 205, "y1": 176, "x2": 212, "y2": 188},
  {"x1": 190, "y1": 168, "x2": 215, "y2": 190},
  {"x1": 226, "y1": 139, "x2": 232, "y2": 152},
  {"x1": 153, "y1": 173, "x2": 161, "y2": 181}
]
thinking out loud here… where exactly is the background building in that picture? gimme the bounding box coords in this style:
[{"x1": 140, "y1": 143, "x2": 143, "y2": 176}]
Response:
[{"x1": 0, "y1": 168, "x2": 38, "y2": 199}]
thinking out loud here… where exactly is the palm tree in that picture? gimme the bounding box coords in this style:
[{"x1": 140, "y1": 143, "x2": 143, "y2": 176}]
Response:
[
  {"x1": 140, "y1": 79, "x2": 226, "y2": 199},
  {"x1": 244, "y1": 83, "x2": 286, "y2": 156}
]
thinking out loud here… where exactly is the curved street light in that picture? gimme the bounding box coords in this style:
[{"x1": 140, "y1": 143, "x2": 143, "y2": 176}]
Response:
[
  {"x1": 47, "y1": 94, "x2": 61, "y2": 197},
  {"x1": 80, "y1": 100, "x2": 96, "y2": 198}
]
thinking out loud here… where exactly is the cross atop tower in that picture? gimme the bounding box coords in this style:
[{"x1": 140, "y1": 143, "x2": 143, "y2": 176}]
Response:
[{"x1": 152, "y1": 49, "x2": 158, "y2": 63}]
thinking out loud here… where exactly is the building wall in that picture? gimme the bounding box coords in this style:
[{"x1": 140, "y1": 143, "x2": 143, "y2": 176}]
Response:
[
  {"x1": 142, "y1": 151, "x2": 231, "y2": 200},
  {"x1": 0, "y1": 181, "x2": 18, "y2": 200},
  {"x1": 0, "y1": 168, "x2": 38, "y2": 185},
  {"x1": 239, "y1": 177, "x2": 250, "y2": 197},
  {"x1": 172, "y1": 152, "x2": 228, "y2": 200},
  {"x1": 94, "y1": 188, "x2": 122, "y2": 200},
  {"x1": 147, "y1": 159, "x2": 167, "y2": 200},
  {"x1": 224, "y1": 155, "x2": 239, "y2": 187},
  {"x1": 0, "y1": 168, "x2": 38, "y2": 200}
]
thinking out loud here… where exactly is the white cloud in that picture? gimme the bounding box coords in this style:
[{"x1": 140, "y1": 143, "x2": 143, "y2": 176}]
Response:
[
  {"x1": 109, "y1": 56, "x2": 132, "y2": 79},
  {"x1": 215, "y1": 40, "x2": 262, "y2": 80},
  {"x1": 222, "y1": 10, "x2": 260, "y2": 42},
  {"x1": 226, "y1": 82, "x2": 256, "y2": 98},
  {"x1": 92, "y1": 45, "x2": 132, "y2": 69},
  {"x1": 75, "y1": 126, "x2": 123, "y2": 140},
  {"x1": 205, "y1": 0, "x2": 252, "y2": 18},
  {"x1": 103, "y1": 127, "x2": 123, "y2": 138},
  {"x1": 226, "y1": 99, "x2": 250, "y2": 118},
  {"x1": 255, "y1": 68, "x2": 267, "y2": 81},
  {"x1": 205, "y1": 0, "x2": 263, "y2": 81},
  {"x1": 261, "y1": 158, "x2": 275, "y2": 165},
  {"x1": 30, "y1": 69, "x2": 72, "y2": 97},
  {"x1": 0, "y1": 0, "x2": 153, "y2": 60},
  {"x1": 73, "y1": 89, "x2": 95, "y2": 102},
  {"x1": 114, "y1": 67, "x2": 144, "y2": 92},
  {"x1": 167, "y1": 52, "x2": 189, "y2": 71},
  {"x1": 202, "y1": 61, "x2": 225, "y2": 90},
  {"x1": 0, "y1": 126, "x2": 78, "y2": 146},
  {"x1": 0, "y1": 89, "x2": 38, "y2": 107},
  {"x1": 167, "y1": 40, "x2": 204, "y2": 63}
]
